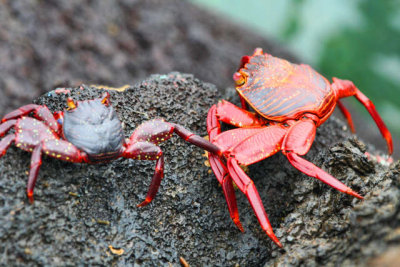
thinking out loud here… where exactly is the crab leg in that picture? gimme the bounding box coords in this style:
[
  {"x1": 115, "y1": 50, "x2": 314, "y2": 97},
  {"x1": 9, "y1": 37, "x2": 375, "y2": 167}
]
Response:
[
  {"x1": 26, "y1": 145, "x2": 42, "y2": 203},
  {"x1": 24, "y1": 139, "x2": 87, "y2": 202},
  {"x1": 332, "y1": 77, "x2": 393, "y2": 154},
  {"x1": 0, "y1": 134, "x2": 15, "y2": 157},
  {"x1": 170, "y1": 123, "x2": 221, "y2": 156},
  {"x1": 130, "y1": 119, "x2": 221, "y2": 156},
  {"x1": 227, "y1": 157, "x2": 282, "y2": 247},
  {"x1": 0, "y1": 119, "x2": 17, "y2": 136},
  {"x1": 336, "y1": 100, "x2": 355, "y2": 133},
  {"x1": 286, "y1": 153, "x2": 362, "y2": 199},
  {"x1": 212, "y1": 101, "x2": 265, "y2": 129},
  {"x1": 137, "y1": 154, "x2": 164, "y2": 207},
  {"x1": 282, "y1": 119, "x2": 363, "y2": 199},
  {"x1": 123, "y1": 141, "x2": 164, "y2": 207},
  {"x1": 128, "y1": 119, "x2": 222, "y2": 206},
  {"x1": 208, "y1": 153, "x2": 243, "y2": 231},
  {"x1": 212, "y1": 125, "x2": 287, "y2": 245},
  {"x1": 207, "y1": 105, "x2": 246, "y2": 230},
  {"x1": 2, "y1": 104, "x2": 58, "y2": 133}
]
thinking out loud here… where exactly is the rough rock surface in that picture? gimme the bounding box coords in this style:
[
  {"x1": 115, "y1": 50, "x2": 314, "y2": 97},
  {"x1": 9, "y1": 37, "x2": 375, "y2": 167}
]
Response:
[
  {"x1": 1, "y1": 73, "x2": 398, "y2": 266},
  {"x1": 0, "y1": 0, "x2": 294, "y2": 117}
]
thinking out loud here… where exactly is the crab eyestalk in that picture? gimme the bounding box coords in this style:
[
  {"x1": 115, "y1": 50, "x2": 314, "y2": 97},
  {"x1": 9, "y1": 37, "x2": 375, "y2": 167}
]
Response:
[
  {"x1": 66, "y1": 98, "x2": 77, "y2": 110},
  {"x1": 101, "y1": 92, "x2": 111, "y2": 106},
  {"x1": 233, "y1": 72, "x2": 245, "y2": 86}
]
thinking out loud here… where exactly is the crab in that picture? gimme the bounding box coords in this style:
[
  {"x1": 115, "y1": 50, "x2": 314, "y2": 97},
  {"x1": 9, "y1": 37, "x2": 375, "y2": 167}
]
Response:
[
  {"x1": 207, "y1": 48, "x2": 393, "y2": 247},
  {"x1": 0, "y1": 92, "x2": 220, "y2": 204}
]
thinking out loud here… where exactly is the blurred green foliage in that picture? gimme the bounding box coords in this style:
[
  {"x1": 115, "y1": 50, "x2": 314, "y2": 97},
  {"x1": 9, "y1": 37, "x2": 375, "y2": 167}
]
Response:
[{"x1": 317, "y1": 1, "x2": 400, "y2": 130}]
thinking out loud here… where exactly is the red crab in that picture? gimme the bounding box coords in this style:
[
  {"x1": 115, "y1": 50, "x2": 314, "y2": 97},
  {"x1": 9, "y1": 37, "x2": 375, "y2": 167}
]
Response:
[
  {"x1": 0, "y1": 92, "x2": 220, "y2": 204},
  {"x1": 207, "y1": 48, "x2": 393, "y2": 247}
]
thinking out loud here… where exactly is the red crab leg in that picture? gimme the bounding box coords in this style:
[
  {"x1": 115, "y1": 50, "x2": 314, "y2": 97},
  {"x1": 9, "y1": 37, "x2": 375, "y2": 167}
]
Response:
[
  {"x1": 170, "y1": 123, "x2": 221, "y2": 156},
  {"x1": 336, "y1": 100, "x2": 355, "y2": 133},
  {"x1": 27, "y1": 145, "x2": 42, "y2": 203},
  {"x1": 123, "y1": 141, "x2": 164, "y2": 207},
  {"x1": 128, "y1": 119, "x2": 221, "y2": 206},
  {"x1": 207, "y1": 105, "x2": 243, "y2": 231},
  {"x1": 239, "y1": 95, "x2": 248, "y2": 110},
  {"x1": 0, "y1": 134, "x2": 15, "y2": 157},
  {"x1": 215, "y1": 126, "x2": 286, "y2": 165},
  {"x1": 207, "y1": 104, "x2": 221, "y2": 139},
  {"x1": 282, "y1": 119, "x2": 363, "y2": 199},
  {"x1": 2, "y1": 104, "x2": 58, "y2": 133},
  {"x1": 208, "y1": 153, "x2": 243, "y2": 232},
  {"x1": 130, "y1": 119, "x2": 221, "y2": 156},
  {"x1": 137, "y1": 154, "x2": 164, "y2": 207},
  {"x1": 25, "y1": 139, "x2": 87, "y2": 202},
  {"x1": 0, "y1": 119, "x2": 17, "y2": 136},
  {"x1": 332, "y1": 77, "x2": 393, "y2": 154},
  {"x1": 227, "y1": 157, "x2": 282, "y2": 247},
  {"x1": 213, "y1": 100, "x2": 264, "y2": 128},
  {"x1": 286, "y1": 153, "x2": 362, "y2": 199},
  {"x1": 213, "y1": 126, "x2": 287, "y2": 246}
]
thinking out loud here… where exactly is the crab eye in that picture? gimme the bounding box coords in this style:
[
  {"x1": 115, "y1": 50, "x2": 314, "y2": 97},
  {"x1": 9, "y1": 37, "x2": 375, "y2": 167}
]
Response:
[
  {"x1": 233, "y1": 72, "x2": 245, "y2": 86},
  {"x1": 66, "y1": 97, "x2": 77, "y2": 110},
  {"x1": 101, "y1": 92, "x2": 110, "y2": 106}
]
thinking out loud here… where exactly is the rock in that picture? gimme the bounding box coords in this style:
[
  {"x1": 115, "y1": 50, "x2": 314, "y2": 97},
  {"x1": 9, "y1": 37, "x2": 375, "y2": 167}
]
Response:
[
  {"x1": 0, "y1": 0, "x2": 294, "y2": 117},
  {"x1": 0, "y1": 73, "x2": 270, "y2": 266},
  {"x1": 1, "y1": 73, "x2": 398, "y2": 266}
]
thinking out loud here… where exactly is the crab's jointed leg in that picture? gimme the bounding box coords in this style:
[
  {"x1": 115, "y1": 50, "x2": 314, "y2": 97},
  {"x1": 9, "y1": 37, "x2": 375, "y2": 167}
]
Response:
[
  {"x1": 25, "y1": 139, "x2": 87, "y2": 202},
  {"x1": 123, "y1": 140, "x2": 164, "y2": 207},
  {"x1": 26, "y1": 145, "x2": 42, "y2": 203},
  {"x1": 227, "y1": 157, "x2": 282, "y2": 247},
  {"x1": 211, "y1": 100, "x2": 264, "y2": 129},
  {"x1": 128, "y1": 119, "x2": 222, "y2": 207},
  {"x1": 214, "y1": 125, "x2": 287, "y2": 247},
  {"x1": 282, "y1": 119, "x2": 363, "y2": 199},
  {"x1": 208, "y1": 154, "x2": 243, "y2": 231},
  {"x1": 336, "y1": 100, "x2": 355, "y2": 133},
  {"x1": 2, "y1": 104, "x2": 59, "y2": 133},
  {"x1": 0, "y1": 134, "x2": 15, "y2": 157},
  {"x1": 207, "y1": 105, "x2": 244, "y2": 231},
  {"x1": 0, "y1": 120, "x2": 17, "y2": 137},
  {"x1": 332, "y1": 77, "x2": 393, "y2": 154}
]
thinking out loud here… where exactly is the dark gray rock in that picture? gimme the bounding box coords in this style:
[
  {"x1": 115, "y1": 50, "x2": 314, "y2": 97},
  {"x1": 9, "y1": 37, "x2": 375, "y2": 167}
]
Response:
[
  {"x1": 0, "y1": 73, "x2": 269, "y2": 266},
  {"x1": 1, "y1": 73, "x2": 398, "y2": 266}
]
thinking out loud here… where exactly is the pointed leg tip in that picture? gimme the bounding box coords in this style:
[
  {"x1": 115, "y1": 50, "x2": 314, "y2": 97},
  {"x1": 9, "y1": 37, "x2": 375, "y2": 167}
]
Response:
[
  {"x1": 27, "y1": 192, "x2": 34, "y2": 204},
  {"x1": 137, "y1": 202, "x2": 147, "y2": 208},
  {"x1": 234, "y1": 220, "x2": 244, "y2": 232},
  {"x1": 266, "y1": 231, "x2": 283, "y2": 248},
  {"x1": 137, "y1": 199, "x2": 151, "y2": 207},
  {"x1": 271, "y1": 236, "x2": 283, "y2": 248},
  {"x1": 348, "y1": 189, "x2": 363, "y2": 200}
]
